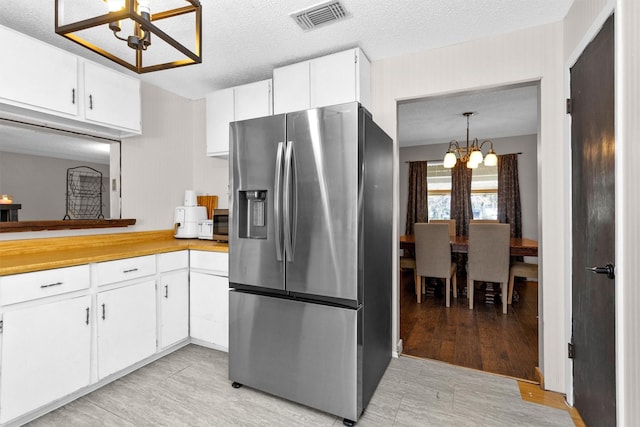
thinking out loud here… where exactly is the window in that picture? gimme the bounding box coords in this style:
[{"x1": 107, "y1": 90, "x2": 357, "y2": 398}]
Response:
[{"x1": 427, "y1": 162, "x2": 498, "y2": 220}]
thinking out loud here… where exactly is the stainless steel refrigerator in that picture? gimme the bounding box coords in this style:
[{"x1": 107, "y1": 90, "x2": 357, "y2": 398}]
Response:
[{"x1": 228, "y1": 102, "x2": 392, "y2": 424}]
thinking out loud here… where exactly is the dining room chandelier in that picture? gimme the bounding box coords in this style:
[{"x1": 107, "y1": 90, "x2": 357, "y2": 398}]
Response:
[
  {"x1": 55, "y1": 0, "x2": 202, "y2": 74},
  {"x1": 443, "y1": 112, "x2": 498, "y2": 169}
]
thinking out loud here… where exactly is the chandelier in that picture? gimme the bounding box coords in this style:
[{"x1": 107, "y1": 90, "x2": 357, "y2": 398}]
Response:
[
  {"x1": 55, "y1": 0, "x2": 202, "y2": 74},
  {"x1": 443, "y1": 112, "x2": 498, "y2": 169}
]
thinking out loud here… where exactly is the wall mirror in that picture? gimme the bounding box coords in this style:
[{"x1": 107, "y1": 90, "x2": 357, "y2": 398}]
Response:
[{"x1": 0, "y1": 119, "x2": 124, "y2": 230}]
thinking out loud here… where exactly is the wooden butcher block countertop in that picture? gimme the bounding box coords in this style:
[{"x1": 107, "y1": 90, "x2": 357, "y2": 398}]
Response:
[{"x1": 0, "y1": 230, "x2": 228, "y2": 276}]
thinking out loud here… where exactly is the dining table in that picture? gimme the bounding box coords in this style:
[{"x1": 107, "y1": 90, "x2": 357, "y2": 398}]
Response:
[{"x1": 400, "y1": 234, "x2": 538, "y2": 257}]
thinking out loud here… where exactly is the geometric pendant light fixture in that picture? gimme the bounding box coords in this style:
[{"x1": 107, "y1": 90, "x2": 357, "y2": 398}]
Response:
[{"x1": 55, "y1": 0, "x2": 202, "y2": 73}]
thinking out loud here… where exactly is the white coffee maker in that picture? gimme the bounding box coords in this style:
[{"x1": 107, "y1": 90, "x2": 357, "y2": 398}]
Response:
[{"x1": 174, "y1": 190, "x2": 207, "y2": 238}]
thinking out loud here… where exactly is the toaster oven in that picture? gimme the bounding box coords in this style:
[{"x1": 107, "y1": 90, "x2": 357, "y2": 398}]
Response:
[{"x1": 211, "y1": 209, "x2": 229, "y2": 242}]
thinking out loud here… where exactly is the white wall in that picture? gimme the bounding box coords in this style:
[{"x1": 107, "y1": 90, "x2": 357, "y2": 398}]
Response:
[
  {"x1": 120, "y1": 82, "x2": 194, "y2": 230},
  {"x1": 369, "y1": 23, "x2": 567, "y2": 392},
  {"x1": 191, "y1": 98, "x2": 230, "y2": 209},
  {"x1": 399, "y1": 134, "x2": 538, "y2": 240},
  {"x1": 120, "y1": 86, "x2": 229, "y2": 230}
]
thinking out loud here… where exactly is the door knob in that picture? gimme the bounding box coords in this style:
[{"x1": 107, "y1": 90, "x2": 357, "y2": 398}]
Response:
[{"x1": 585, "y1": 264, "x2": 615, "y2": 279}]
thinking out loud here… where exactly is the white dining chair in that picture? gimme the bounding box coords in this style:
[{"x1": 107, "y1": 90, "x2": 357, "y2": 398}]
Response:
[
  {"x1": 429, "y1": 219, "x2": 457, "y2": 236},
  {"x1": 467, "y1": 223, "x2": 511, "y2": 314},
  {"x1": 414, "y1": 223, "x2": 457, "y2": 307},
  {"x1": 508, "y1": 261, "x2": 538, "y2": 304}
]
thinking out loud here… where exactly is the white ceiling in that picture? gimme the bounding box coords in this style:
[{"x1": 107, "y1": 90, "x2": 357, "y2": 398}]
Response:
[
  {"x1": 398, "y1": 83, "x2": 539, "y2": 147},
  {"x1": 0, "y1": 0, "x2": 571, "y2": 154}
]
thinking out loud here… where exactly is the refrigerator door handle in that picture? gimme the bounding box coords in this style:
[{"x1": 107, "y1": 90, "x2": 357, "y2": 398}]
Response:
[
  {"x1": 283, "y1": 140, "x2": 294, "y2": 262},
  {"x1": 274, "y1": 142, "x2": 285, "y2": 261}
]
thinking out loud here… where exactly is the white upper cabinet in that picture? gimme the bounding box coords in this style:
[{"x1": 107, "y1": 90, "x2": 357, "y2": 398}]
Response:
[
  {"x1": 273, "y1": 48, "x2": 371, "y2": 115},
  {"x1": 0, "y1": 25, "x2": 78, "y2": 117},
  {"x1": 310, "y1": 48, "x2": 370, "y2": 109},
  {"x1": 84, "y1": 62, "x2": 141, "y2": 133},
  {"x1": 234, "y1": 79, "x2": 273, "y2": 121},
  {"x1": 206, "y1": 79, "x2": 272, "y2": 157},
  {"x1": 0, "y1": 24, "x2": 141, "y2": 137},
  {"x1": 206, "y1": 87, "x2": 235, "y2": 157},
  {"x1": 273, "y1": 60, "x2": 311, "y2": 115}
]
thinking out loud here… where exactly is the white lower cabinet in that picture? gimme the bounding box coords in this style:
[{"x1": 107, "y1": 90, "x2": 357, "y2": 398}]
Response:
[
  {"x1": 0, "y1": 295, "x2": 91, "y2": 424},
  {"x1": 158, "y1": 251, "x2": 189, "y2": 349},
  {"x1": 97, "y1": 280, "x2": 157, "y2": 379},
  {"x1": 189, "y1": 250, "x2": 229, "y2": 350},
  {"x1": 190, "y1": 271, "x2": 229, "y2": 350},
  {"x1": 0, "y1": 249, "x2": 229, "y2": 424},
  {"x1": 159, "y1": 269, "x2": 189, "y2": 348}
]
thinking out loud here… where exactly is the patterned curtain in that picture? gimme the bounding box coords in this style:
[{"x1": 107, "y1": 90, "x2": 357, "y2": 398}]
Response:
[
  {"x1": 451, "y1": 162, "x2": 473, "y2": 236},
  {"x1": 497, "y1": 154, "x2": 522, "y2": 238},
  {"x1": 405, "y1": 161, "x2": 429, "y2": 235}
]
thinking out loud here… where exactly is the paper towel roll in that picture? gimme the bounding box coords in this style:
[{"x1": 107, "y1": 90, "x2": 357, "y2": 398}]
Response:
[{"x1": 184, "y1": 190, "x2": 197, "y2": 207}]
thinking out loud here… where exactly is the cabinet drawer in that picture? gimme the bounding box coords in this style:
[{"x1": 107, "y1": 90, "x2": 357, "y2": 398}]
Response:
[
  {"x1": 190, "y1": 251, "x2": 228, "y2": 276},
  {"x1": 0, "y1": 265, "x2": 90, "y2": 306},
  {"x1": 96, "y1": 255, "x2": 156, "y2": 286},
  {"x1": 158, "y1": 251, "x2": 188, "y2": 273}
]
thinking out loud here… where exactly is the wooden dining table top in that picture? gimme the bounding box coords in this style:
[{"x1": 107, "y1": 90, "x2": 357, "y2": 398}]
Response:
[{"x1": 400, "y1": 234, "x2": 539, "y2": 257}]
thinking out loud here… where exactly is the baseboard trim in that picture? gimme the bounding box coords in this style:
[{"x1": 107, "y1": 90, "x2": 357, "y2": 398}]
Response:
[
  {"x1": 535, "y1": 366, "x2": 545, "y2": 389},
  {"x1": 392, "y1": 339, "x2": 403, "y2": 358}
]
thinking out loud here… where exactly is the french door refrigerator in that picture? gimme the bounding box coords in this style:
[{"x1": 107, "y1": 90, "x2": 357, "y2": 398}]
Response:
[{"x1": 228, "y1": 102, "x2": 392, "y2": 424}]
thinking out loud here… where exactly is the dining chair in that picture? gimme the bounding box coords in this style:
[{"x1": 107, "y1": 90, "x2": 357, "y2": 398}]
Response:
[
  {"x1": 429, "y1": 219, "x2": 457, "y2": 236},
  {"x1": 470, "y1": 219, "x2": 500, "y2": 223},
  {"x1": 508, "y1": 261, "x2": 538, "y2": 304},
  {"x1": 467, "y1": 223, "x2": 511, "y2": 313},
  {"x1": 400, "y1": 252, "x2": 418, "y2": 293},
  {"x1": 414, "y1": 223, "x2": 457, "y2": 307}
]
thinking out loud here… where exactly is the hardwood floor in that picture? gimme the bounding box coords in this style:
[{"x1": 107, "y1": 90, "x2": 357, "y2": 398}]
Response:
[{"x1": 400, "y1": 270, "x2": 539, "y2": 382}]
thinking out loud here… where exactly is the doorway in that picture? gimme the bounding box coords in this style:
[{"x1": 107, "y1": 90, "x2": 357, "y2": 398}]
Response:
[{"x1": 398, "y1": 83, "x2": 541, "y2": 382}]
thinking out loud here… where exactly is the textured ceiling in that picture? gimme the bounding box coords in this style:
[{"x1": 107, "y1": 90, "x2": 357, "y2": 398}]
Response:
[
  {"x1": 0, "y1": 0, "x2": 573, "y2": 101},
  {"x1": 0, "y1": 1, "x2": 571, "y2": 156},
  {"x1": 398, "y1": 83, "x2": 539, "y2": 147}
]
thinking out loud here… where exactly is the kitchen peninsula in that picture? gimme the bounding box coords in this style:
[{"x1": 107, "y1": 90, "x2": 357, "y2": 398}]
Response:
[{"x1": 0, "y1": 230, "x2": 229, "y2": 426}]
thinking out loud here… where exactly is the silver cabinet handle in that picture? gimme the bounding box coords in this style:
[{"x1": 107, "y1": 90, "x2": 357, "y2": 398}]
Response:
[
  {"x1": 164, "y1": 285, "x2": 169, "y2": 299},
  {"x1": 40, "y1": 281, "x2": 63, "y2": 288},
  {"x1": 102, "y1": 303, "x2": 106, "y2": 320},
  {"x1": 89, "y1": 94, "x2": 93, "y2": 110},
  {"x1": 86, "y1": 307, "x2": 90, "y2": 325},
  {"x1": 123, "y1": 268, "x2": 138, "y2": 273},
  {"x1": 72, "y1": 88, "x2": 75, "y2": 104}
]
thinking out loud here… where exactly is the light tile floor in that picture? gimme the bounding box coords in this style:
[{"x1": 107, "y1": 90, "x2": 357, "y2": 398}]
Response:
[{"x1": 27, "y1": 345, "x2": 574, "y2": 426}]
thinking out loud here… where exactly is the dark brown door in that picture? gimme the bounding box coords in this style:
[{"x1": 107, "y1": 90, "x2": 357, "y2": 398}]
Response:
[{"x1": 570, "y1": 14, "x2": 616, "y2": 427}]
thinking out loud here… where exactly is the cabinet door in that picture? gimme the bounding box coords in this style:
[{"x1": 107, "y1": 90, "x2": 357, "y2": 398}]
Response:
[
  {"x1": 190, "y1": 271, "x2": 229, "y2": 350},
  {"x1": 310, "y1": 49, "x2": 358, "y2": 109},
  {"x1": 206, "y1": 87, "x2": 234, "y2": 156},
  {"x1": 273, "y1": 61, "x2": 310, "y2": 114},
  {"x1": 160, "y1": 269, "x2": 189, "y2": 348},
  {"x1": 84, "y1": 61, "x2": 141, "y2": 132},
  {"x1": 0, "y1": 25, "x2": 78, "y2": 116},
  {"x1": 0, "y1": 296, "x2": 91, "y2": 424},
  {"x1": 97, "y1": 280, "x2": 156, "y2": 379},
  {"x1": 234, "y1": 79, "x2": 273, "y2": 121}
]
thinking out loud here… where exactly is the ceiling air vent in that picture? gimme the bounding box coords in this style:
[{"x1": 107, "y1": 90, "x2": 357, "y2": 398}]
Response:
[{"x1": 291, "y1": 1, "x2": 351, "y2": 31}]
